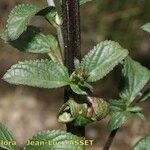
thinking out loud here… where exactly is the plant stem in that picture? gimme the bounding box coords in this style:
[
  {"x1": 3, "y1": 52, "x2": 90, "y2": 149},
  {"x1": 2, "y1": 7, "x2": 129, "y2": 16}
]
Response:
[
  {"x1": 46, "y1": 0, "x2": 64, "y2": 64},
  {"x1": 103, "y1": 129, "x2": 119, "y2": 150},
  {"x1": 62, "y1": 0, "x2": 81, "y2": 72},
  {"x1": 62, "y1": 0, "x2": 85, "y2": 137},
  {"x1": 57, "y1": 26, "x2": 64, "y2": 60}
]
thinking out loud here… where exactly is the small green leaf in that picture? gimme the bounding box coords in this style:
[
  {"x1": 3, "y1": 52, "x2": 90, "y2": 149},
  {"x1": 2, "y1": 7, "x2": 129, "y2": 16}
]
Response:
[
  {"x1": 3, "y1": 59, "x2": 69, "y2": 89},
  {"x1": 128, "y1": 107, "x2": 145, "y2": 120},
  {"x1": 58, "y1": 112, "x2": 74, "y2": 123},
  {"x1": 70, "y1": 84, "x2": 88, "y2": 95},
  {"x1": 127, "y1": 106, "x2": 143, "y2": 113},
  {"x1": 141, "y1": 92, "x2": 150, "y2": 102},
  {"x1": 70, "y1": 81, "x2": 93, "y2": 95},
  {"x1": 45, "y1": 7, "x2": 62, "y2": 27},
  {"x1": 80, "y1": 41, "x2": 128, "y2": 82},
  {"x1": 142, "y1": 23, "x2": 150, "y2": 33},
  {"x1": 120, "y1": 57, "x2": 150, "y2": 104},
  {"x1": 10, "y1": 27, "x2": 57, "y2": 53},
  {"x1": 7, "y1": 4, "x2": 39, "y2": 40},
  {"x1": 1, "y1": 26, "x2": 63, "y2": 64},
  {"x1": 109, "y1": 100, "x2": 127, "y2": 113},
  {"x1": 25, "y1": 130, "x2": 85, "y2": 150},
  {"x1": 132, "y1": 136, "x2": 150, "y2": 150},
  {"x1": 9, "y1": 26, "x2": 63, "y2": 64},
  {"x1": 136, "y1": 112, "x2": 145, "y2": 121},
  {"x1": 108, "y1": 111, "x2": 133, "y2": 132},
  {"x1": 0, "y1": 123, "x2": 17, "y2": 150}
]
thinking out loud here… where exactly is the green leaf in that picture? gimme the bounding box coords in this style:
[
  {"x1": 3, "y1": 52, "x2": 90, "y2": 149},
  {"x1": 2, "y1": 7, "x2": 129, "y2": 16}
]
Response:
[
  {"x1": 141, "y1": 92, "x2": 150, "y2": 102},
  {"x1": 132, "y1": 136, "x2": 150, "y2": 150},
  {"x1": 45, "y1": 7, "x2": 62, "y2": 27},
  {"x1": 70, "y1": 84, "x2": 88, "y2": 95},
  {"x1": 136, "y1": 112, "x2": 145, "y2": 121},
  {"x1": 3, "y1": 59, "x2": 69, "y2": 89},
  {"x1": 0, "y1": 123, "x2": 17, "y2": 150},
  {"x1": 108, "y1": 111, "x2": 133, "y2": 131},
  {"x1": 9, "y1": 26, "x2": 63, "y2": 64},
  {"x1": 80, "y1": 41, "x2": 128, "y2": 82},
  {"x1": 25, "y1": 130, "x2": 85, "y2": 150},
  {"x1": 127, "y1": 106, "x2": 143, "y2": 113},
  {"x1": 1, "y1": 26, "x2": 63, "y2": 64},
  {"x1": 109, "y1": 100, "x2": 127, "y2": 113},
  {"x1": 127, "y1": 107, "x2": 145, "y2": 120},
  {"x1": 10, "y1": 27, "x2": 57, "y2": 53},
  {"x1": 120, "y1": 57, "x2": 150, "y2": 104},
  {"x1": 70, "y1": 81, "x2": 93, "y2": 95},
  {"x1": 142, "y1": 23, "x2": 150, "y2": 33},
  {"x1": 7, "y1": 4, "x2": 39, "y2": 40}
]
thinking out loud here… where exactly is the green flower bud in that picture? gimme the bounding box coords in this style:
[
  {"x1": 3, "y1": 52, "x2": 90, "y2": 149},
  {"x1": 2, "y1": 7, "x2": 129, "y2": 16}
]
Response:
[
  {"x1": 58, "y1": 99, "x2": 92, "y2": 126},
  {"x1": 58, "y1": 100, "x2": 78, "y2": 123},
  {"x1": 58, "y1": 97, "x2": 109, "y2": 126},
  {"x1": 87, "y1": 96, "x2": 109, "y2": 121},
  {"x1": 71, "y1": 68, "x2": 88, "y2": 82}
]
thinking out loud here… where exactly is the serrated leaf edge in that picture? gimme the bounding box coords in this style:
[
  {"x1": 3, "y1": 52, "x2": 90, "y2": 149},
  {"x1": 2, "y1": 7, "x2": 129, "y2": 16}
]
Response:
[{"x1": 6, "y1": 4, "x2": 39, "y2": 40}]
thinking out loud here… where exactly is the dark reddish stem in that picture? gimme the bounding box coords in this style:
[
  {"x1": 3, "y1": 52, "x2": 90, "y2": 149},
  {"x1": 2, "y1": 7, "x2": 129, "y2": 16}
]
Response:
[
  {"x1": 103, "y1": 129, "x2": 118, "y2": 150},
  {"x1": 62, "y1": 0, "x2": 85, "y2": 137}
]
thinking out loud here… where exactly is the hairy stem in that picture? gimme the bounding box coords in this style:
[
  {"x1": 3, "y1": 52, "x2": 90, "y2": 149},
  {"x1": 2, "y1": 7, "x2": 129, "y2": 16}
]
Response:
[{"x1": 62, "y1": 0, "x2": 85, "y2": 137}]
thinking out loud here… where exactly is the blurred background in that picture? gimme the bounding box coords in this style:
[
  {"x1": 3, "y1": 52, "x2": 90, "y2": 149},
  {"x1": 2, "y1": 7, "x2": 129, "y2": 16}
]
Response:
[{"x1": 0, "y1": 0, "x2": 149, "y2": 149}]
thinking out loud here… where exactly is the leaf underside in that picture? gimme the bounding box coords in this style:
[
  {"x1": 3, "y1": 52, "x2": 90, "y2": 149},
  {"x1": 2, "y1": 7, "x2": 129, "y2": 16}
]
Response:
[
  {"x1": 80, "y1": 40, "x2": 128, "y2": 82},
  {"x1": 3, "y1": 59, "x2": 69, "y2": 89}
]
